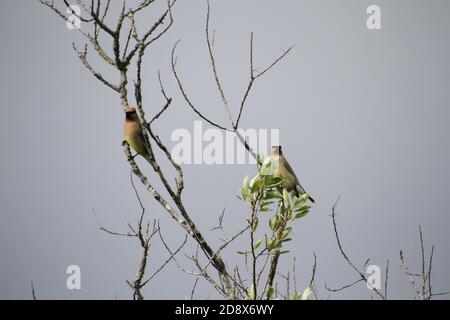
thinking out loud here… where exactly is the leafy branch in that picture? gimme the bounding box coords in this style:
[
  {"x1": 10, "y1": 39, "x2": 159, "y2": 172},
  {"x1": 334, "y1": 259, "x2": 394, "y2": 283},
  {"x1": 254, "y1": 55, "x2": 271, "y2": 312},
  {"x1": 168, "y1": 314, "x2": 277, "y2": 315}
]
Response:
[{"x1": 237, "y1": 160, "x2": 312, "y2": 299}]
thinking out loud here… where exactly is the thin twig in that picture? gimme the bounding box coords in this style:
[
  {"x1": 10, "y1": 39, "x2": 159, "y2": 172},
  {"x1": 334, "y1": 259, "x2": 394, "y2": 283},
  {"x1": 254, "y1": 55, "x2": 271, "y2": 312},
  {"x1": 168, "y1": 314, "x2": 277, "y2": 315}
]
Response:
[
  {"x1": 190, "y1": 278, "x2": 199, "y2": 300},
  {"x1": 171, "y1": 41, "x2": 230, "y2": 131},
  {"x1": 325, "y1": 279, "x2": 365, "y2": 292},
  {"x1": 31, "y1": 281, "x2": 37, "y2": 300},
  {"x1": 384, "y1": 259, "x2": 389, "y2": 300},
  {"x1": 142, "y1": 232, "x2": 188, "y2": 286},
  {"x1": 309, "y1": 252, "x2": 319, "y2": 300},
  {"x1": 400, "y1": 250, "x2": 422, "y2": 299},
  {"x1": 330, "y1": 196, "x2": 385, "y2": 299}
]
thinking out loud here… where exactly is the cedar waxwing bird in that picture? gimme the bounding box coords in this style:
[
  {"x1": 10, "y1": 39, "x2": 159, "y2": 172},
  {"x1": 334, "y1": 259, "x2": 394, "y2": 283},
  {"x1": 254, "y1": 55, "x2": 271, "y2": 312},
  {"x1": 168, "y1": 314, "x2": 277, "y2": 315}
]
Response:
[
  {"x1": 270, "y1": 146, "x2": 315, "y2": 203},
  {"x1": 124, "y1": 106, "x2": 151, "y2": 163}
]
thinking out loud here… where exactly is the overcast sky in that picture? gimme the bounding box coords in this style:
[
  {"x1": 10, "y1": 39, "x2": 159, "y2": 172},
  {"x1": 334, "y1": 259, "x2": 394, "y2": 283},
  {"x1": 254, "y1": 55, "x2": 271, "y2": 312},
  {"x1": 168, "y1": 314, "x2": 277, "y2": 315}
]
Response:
[{"x1": 0, "y1": 0, "x2": 449, "y2": 299}]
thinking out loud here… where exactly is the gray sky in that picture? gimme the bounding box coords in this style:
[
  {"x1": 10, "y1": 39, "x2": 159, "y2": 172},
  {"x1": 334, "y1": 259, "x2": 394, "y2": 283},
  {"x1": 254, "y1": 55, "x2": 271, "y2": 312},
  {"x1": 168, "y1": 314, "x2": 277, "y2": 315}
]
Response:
[{"x1": 0, "y1": 0, "x2": 449, "y2": 299}]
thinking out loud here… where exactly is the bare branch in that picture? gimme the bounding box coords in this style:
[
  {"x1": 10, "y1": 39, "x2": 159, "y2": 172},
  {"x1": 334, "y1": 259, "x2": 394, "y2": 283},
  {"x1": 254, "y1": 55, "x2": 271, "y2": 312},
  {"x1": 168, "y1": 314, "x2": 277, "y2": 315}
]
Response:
[
  {"x1": 188, "y1": 248, "x2": 227, "y2": 297},
  {"x1": 31, "y1": 281, "x2": 37, "y2": 300},
  {"x1": 124, "y1": 139, "x2": 236, "y2": 298},
  {"x1": 419, "y1": 226, "x2": 427, "y2": 299},
  {"x1": 142, "y1": 232, "x2": 188, "y2": 286},
  {"x1": 427, "y1": 245, "x2": 434, "y2": 299},
  {"x1": 325, "y1": 279, "x2": 365, "y2": 293},
  {"x1": 330, "y1": 196, "x2": 385, "y2": 299},
  {"x1": 170, "y1": 1, "x2": 291, "y2": 165},
  {"x1": 235, "y1": 33, "x2": 293, "y2": 128},
  {"x1": 430, "y1": 291, "x2": 450, "y2": 298},
  {"x1": 148, "y1": 75, "x2": 172, "y2": 125},
  {"x1": 99, "y1": 226, "x2": 137, "y2": 238},
  {"x1": 72, "y1": 43, "x2": 120, "y2": 92},
  {"x1": 122, "y1": 25, "x2": 134, "y2": 61},
  {"x1": 171, "y1": 41, "x2": 230, "y2": 131},
  {"x1": 124, "y1": 0, "x2": 177, "y2": 65},
  {"x1": 400, "y1": 249, "x2": 422, "y2": 299},
  {"x1": 63, "y1": 0, "x2": 93, "y2": 22},
  {"x1": 210, "y1": 207, "x2": 226, "y2": 232},
  {"x1": 309, "y1": 252, "x2": 319, "y2": 300},
  {"x1": 89, "y1": 0, "x2": 116, "y2": 37},
  {"x1": 190, "y1": 278, "x2": 199, "y2": 300},
  {"x1": 130, "y1": 0, "x2": 157, "y2": 15},
  {"x1": 205, "y1": 0, "x2": 233, "y2": 124},
  {"x1": 384, "y1": 259, "x2": 389, "y2": 300},
  {"x1": 201, "y1": 225, "x2": 250, "y2": 275},
  {"x1": 143, "y1": 0, "x2": 176, "y2": 48},
  {"x1": 123, "y1": 142, "x2": 191, "y2": 235},
  {"x1": 254, "y1": 46, "x2": 293, "y2": 79},
  {"x1": 399, "y1": 227, "x2": 449, "y2": 300}
]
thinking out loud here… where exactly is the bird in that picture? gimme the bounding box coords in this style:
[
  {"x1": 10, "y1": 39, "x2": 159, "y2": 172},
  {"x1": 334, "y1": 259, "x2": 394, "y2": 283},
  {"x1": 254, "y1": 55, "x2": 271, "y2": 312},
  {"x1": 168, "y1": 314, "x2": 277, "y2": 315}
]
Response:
[
  {"x1": 123, "y1": 106, "x2": 151, "y2": 163},
  {"x1": 269, "y1": 145, "x2": 315, "y2": 203}
]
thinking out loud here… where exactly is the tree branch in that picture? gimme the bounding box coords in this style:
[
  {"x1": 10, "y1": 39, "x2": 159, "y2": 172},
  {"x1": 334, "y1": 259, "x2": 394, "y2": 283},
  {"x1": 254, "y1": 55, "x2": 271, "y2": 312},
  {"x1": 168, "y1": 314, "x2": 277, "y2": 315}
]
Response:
[{"x1": 330, "y1": 196, "x2": 385, "y2": 299}]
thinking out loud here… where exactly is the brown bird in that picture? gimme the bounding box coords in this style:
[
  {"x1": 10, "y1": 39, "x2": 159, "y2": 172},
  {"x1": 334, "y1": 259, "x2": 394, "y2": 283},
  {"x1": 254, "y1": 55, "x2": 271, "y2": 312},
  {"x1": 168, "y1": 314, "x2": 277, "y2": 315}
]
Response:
[
  {"x1": 270, "y1": 145, "x2": 315, "y2": 203},
  {"x1": 123, "y1": 106, "x2": 151, "y2": 162}
]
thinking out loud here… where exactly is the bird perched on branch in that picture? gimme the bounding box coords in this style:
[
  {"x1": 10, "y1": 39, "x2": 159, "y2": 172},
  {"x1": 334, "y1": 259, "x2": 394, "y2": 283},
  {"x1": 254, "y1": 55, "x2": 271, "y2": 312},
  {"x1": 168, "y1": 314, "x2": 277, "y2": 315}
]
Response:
[
  {"x1": 270, "y1": 145, "x2": 315, "y2": 203},
  {"x1": 124, "y1": 106, "x2": 152, "y2": 163}
]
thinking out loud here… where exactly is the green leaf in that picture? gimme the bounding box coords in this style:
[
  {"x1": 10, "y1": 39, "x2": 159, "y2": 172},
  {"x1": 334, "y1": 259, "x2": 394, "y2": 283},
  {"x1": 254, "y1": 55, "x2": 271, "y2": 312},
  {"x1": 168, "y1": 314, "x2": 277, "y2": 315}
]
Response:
[
  {"x1": 266, "y1": 190, "x2": 282, "y2": 199},
  {"x1": 291, "y1": 287, "x2": 313, "y2": 300},
  {"x1": 254, "y1": 239, "x2": 262, "y2": 250},
  {"x1": 294, "y1": 208, "x2": 310, "y2": 220},
  {"x1": 268, "y1": 176, "x2": 283, "y2": 186},
  {"x1": 250, "y1": 178, "x2": 260, "y2": 193},
  {"x1": 294, "y1": 198, "x2": 307, "y2": 207},
  {"x1": 270, "y1": 246, "x2": 285, "y2": 254},
  {"x1": 249, "y1": 175, "x2": 258, "y2": 189},
  {"x1": 246, "y1": 285, "x2": 256, "y2": 300},
  {"x1": 301, "y1": 287, "x2": 313, "y2": 300},
  {"x1": 281, "y1": 227, "x2": 292, "y2": 240},
  {"x1": 291, "y1": 292, "x2": 302, "y2": 300},
  {"x1": 243, "y1": 175, "x2": 249, "y2": 192},
  {"x1": 269, "y1": 215, "x2": 277, "y2": 231},
  {"x1": 266, "y1": 239, "x2": 275, "y2": 251},
  {"x1": 282, "y1": 189, "x2": 289, "y2": 205},
  {"x1": 260, "y1": 201, "x2": 273, "y2": 207}
]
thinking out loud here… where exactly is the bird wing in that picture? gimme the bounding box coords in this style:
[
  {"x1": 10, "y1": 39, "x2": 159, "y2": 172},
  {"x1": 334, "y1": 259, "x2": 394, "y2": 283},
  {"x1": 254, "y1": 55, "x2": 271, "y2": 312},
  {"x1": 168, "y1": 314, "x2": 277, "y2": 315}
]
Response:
[
  {"x1": 124, "y1": 121, "x2": 148, "y2": 156},
  {"x1": 281, "y1": 156, "x2": 306, "y2": 195}
]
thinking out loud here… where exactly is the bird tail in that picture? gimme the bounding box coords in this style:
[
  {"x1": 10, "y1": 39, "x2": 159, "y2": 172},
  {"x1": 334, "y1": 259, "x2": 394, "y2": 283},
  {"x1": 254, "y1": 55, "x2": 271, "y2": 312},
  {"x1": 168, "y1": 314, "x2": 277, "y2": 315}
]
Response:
[{"x1": 296, "y1": 185, "x2": 316, "y2": 204}]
